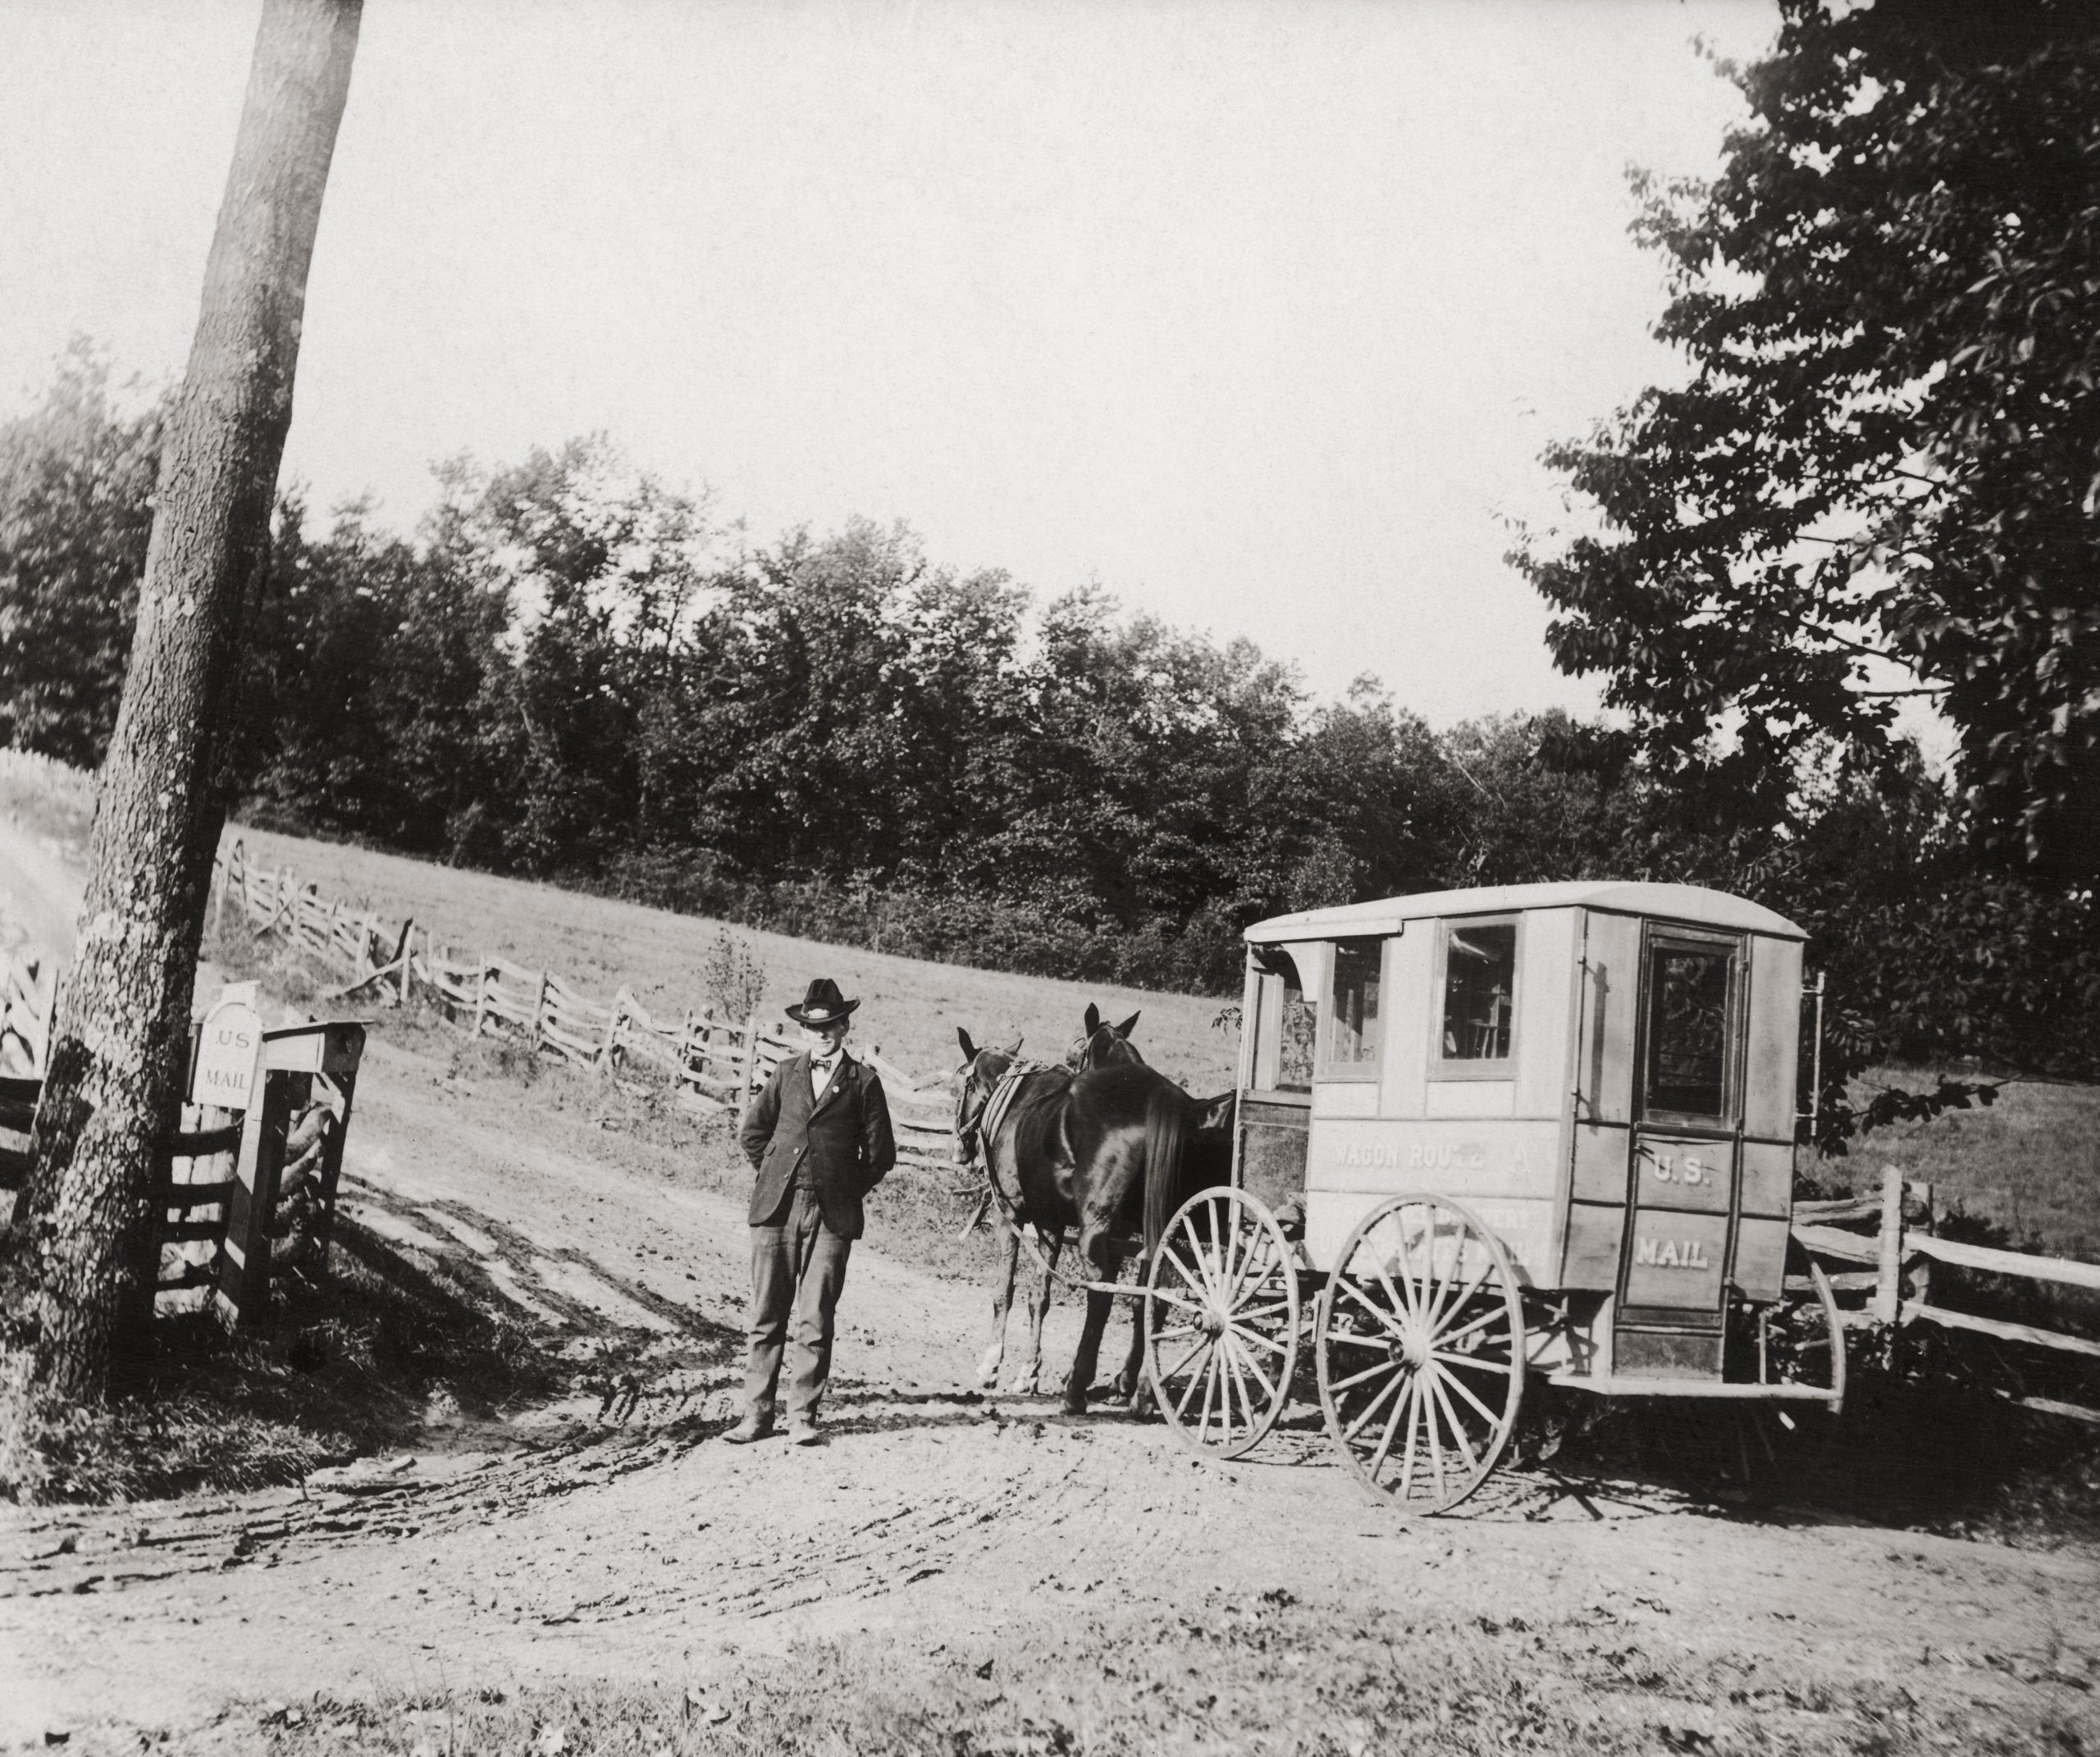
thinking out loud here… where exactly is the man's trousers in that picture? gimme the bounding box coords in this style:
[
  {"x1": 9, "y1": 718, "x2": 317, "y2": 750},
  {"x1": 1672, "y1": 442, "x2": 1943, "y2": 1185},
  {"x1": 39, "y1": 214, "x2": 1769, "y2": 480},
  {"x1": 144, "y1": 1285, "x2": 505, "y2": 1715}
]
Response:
[{"x1": 742, "y1": 1184, "x2": 853, "y2": 1426}]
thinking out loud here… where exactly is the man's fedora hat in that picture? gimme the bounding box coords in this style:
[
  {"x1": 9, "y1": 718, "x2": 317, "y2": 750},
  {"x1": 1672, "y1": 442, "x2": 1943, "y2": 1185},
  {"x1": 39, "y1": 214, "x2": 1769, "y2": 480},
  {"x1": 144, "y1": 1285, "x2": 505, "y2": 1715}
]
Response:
[{"x1": 787, "y1": 977, "x2": 860, "y2": 1026}]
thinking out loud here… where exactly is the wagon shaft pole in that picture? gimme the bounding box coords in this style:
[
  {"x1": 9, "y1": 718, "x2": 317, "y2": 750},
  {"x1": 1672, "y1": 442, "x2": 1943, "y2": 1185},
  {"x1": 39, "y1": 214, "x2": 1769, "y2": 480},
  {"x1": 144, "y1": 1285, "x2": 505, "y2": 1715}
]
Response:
[{"x1": 3, "y1": 0, "x2": 363, "y2": 1411}]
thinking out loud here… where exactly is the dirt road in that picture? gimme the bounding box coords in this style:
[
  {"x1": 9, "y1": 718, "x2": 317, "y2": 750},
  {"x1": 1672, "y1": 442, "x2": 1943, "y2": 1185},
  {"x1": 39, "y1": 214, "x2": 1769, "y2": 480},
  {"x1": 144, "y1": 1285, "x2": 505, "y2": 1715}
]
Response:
[
  {"x1": 0, "y1": 813, "x2": 2096, "y2": 1751},
  {"x1": 3, "y1": 1013, "x2": 2098, "y2": 1751}
]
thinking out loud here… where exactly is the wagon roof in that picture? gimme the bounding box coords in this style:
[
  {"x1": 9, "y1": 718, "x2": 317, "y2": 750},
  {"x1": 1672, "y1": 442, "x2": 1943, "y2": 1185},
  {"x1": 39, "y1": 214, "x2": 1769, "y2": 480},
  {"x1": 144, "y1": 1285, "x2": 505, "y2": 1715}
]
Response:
[{"x1": 1243, "y1": 881, "x2": 1806, "y2": 944}]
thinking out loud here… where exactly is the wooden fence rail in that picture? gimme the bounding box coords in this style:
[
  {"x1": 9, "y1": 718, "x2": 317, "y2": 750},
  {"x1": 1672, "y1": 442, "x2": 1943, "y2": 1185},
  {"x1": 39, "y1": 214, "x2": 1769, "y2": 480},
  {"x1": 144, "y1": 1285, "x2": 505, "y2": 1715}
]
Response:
[
  {"x1": 210, "y1": 838, "x2": 962, "y2": 1178},
  {"x1": 0, "y1": 946, "x2": 56, "y2": 1076},
  {"x1": 1792, "y1": 1165, "x2": 2100, "y2": 1421}
]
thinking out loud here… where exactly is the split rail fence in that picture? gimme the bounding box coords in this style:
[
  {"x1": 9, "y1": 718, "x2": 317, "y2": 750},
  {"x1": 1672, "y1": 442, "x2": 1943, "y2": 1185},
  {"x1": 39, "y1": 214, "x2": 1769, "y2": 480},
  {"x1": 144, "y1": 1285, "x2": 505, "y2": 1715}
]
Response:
[
  {"x1": 1792, "y1": 1166, "x2": 2100, "y2": 1424},
  {"x1": 210, "y1": 838, "x2": 961, "y2": 1180},
  {"x1": 0, "y1": 946, "x2": 56, "y2": 1078}
]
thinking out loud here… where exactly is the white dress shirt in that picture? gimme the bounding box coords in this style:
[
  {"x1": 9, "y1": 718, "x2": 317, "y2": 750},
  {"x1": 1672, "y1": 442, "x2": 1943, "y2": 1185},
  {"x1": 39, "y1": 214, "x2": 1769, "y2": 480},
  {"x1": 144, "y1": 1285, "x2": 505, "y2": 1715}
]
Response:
[{"x1": 809, "y1": 1047, "x2": 849, "y2": 1103}]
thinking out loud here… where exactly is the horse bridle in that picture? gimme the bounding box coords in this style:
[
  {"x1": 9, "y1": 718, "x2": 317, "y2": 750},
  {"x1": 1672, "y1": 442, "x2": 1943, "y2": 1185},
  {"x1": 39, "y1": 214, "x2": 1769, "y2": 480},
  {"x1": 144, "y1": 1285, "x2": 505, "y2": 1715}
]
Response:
[{"x1": 954, "y1": 1061, "x2": 991, "y2": 1167}]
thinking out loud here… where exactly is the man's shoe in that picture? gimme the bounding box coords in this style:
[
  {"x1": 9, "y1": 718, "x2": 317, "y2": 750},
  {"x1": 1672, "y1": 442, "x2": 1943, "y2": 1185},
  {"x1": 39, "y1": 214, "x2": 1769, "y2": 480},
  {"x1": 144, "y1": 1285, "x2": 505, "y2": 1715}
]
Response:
[
  {"x1": 788, "y1": 1417, "x2": 822, "y2": 1446},
  {"x1": 721, "y1": 1413, "x2": 772, "y2": 1444}
]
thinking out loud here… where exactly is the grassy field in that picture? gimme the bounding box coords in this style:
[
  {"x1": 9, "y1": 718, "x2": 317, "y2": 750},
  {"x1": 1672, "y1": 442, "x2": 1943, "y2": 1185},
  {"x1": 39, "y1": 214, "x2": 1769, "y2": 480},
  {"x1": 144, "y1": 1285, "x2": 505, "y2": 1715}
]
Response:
[
  {"x1": 222, "y1": 820, "x2": 2100, "y2": 1257},
  {"x1": 1816, "y1": 1070, "x2": 2100, "y2": 1262},
  {"x1": 223, "y1": 824, "x2": 1239, "y2": 1091}
]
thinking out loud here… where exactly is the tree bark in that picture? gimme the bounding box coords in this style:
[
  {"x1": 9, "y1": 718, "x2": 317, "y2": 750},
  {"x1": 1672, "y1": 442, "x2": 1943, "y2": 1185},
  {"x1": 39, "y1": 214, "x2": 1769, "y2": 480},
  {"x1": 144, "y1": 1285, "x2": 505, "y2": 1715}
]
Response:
[{"x1": 6, "y1": 0, "x2": 361, "y2": 1406}]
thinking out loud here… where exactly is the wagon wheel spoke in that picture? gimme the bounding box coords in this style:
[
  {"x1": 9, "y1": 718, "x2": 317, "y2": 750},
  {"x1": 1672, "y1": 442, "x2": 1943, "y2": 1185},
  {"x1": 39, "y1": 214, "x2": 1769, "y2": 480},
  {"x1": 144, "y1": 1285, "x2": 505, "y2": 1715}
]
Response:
[
  {"x1": 1231, "y1": 1295, "x2": 1293, "y2": 1323},
  {"x1": 1395, "y1": 1215, "x2": 1441, "y2": 1322},
  {"x1": 1153, "y1": 1321, "x2": 1201, "y2": 1342},
  {"x1": 1364, "y1": 1369, "x2": 1408, "y2": 1476},
  {"x1": 1432, "y1": 1348, "x2": 1513, "y2": 1379},
  {"x1": 1235, "y1": 1327, "x2": 1290, "y2": 1358},
  {"x1": 1386, "y1": 1374, "x2": 1422, "y2": 1496},
  {"x1": 1330, "y1": 1356, "x2": 1397, "y2": 1394},
  {"x1": 1426, "y1": 1255, "x2": 1494, "y2": 1339},
  {"x1": 1216, "y1": 1196, "x2": 1252, "y2": 1303},
  {"x1": 1430, "y1": 1302, "x2": 1509, "y2": 1353},
  {"x1": 1341, "y1": 1363, "x2": 1405, "y2": 1443},
  {"x1": 1159, "y1": 1333, "x2": 1209, "y2": 1383},
  {"x1": 1185, "y1": 1344, "x2": 1212, "y2": 1434},
  {"x1": 1369, "y1": 1236, "x2": 1420, "y2": 1333},
  {"x1": 1226, "y1": 1241, "x2": 1271, "y2": 1313},
  {"x1": 1166, "y1": 1230, "x2": 1216, "y2": 1297},
  {"x1": 1224, "y1": 1339, "x2": 1256, "y2": 1436},
  {"x1": 1177, "y1": 1233, "x2": 1223, "y2": 1298},
  {"x1": 1148, "y1": 1287, "x2": 1208, "y2": 1316},
  {"x1": 1234, "y1": 1227, "x2": 1285, "y2": 1307},
  {"x1": 1197, "y1": 1340, "x2": 1224, "y2": 1442},
  {"x1": 1219, "y1": 1194, "x2": 1257, "y2": 1303},
  {"x1": 1334, "y1": 1276, "x2": 1410, "y2": 1344},
  {"x1": 1422, "y1": 1367, "x2": 1449, "y2": 1504},
  {"x1": 1436, "y1": 1357, "x2": 1506, "y2": 1430},
  {"x1": 1230, "y1": 1333, "x2": 1279, "y2": 1406},
  {"x1": 1427, "y1": 1369, "x2": 1481, "y2": 1475},
  {"x1": 1168, "y1": 1339, "x2": 1214, "y2": 1413}
]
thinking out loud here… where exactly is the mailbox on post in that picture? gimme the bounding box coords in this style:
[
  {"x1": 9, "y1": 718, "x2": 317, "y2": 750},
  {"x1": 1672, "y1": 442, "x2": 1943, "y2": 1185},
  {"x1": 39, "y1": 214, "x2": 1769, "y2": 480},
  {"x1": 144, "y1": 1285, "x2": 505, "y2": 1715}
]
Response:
[{"x1": 214, "y1": 1019, "x2": 368, "y2": 1330}]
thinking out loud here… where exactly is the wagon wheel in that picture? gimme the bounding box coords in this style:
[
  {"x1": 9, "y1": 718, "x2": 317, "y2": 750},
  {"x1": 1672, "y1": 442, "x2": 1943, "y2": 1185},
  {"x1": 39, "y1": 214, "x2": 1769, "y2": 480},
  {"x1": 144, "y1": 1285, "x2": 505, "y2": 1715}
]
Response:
[
  {"x1": 1764, "y1": 1258, "x2": 1848, "y2": 1415},
  {"x1": 1315, "y1": 1193, "x2": 1526, "y2": 1515},
  {"x1": 1145, "y1": 1187, "x2": 1302, "y2": 1460}
]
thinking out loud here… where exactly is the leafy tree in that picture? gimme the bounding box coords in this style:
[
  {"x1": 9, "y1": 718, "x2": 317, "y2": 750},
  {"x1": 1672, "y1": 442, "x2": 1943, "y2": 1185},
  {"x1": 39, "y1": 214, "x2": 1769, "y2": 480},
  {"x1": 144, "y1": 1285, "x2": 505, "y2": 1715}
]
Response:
[
  {"x1": 0, "y1": 343, "x2": 162, "y2": 766},
  {"x1": 244, "y1": 484, "x2": 510, "y2": 856},
  {"x1": 1513, "y1": 0, "x2": 2100, "y2": 877},
  {"x1": 470, "y1": 436, "x2": 716, "y2": 873},
  {"x1": 676, "y1": 519, "x2": 928, "y2": 878}
]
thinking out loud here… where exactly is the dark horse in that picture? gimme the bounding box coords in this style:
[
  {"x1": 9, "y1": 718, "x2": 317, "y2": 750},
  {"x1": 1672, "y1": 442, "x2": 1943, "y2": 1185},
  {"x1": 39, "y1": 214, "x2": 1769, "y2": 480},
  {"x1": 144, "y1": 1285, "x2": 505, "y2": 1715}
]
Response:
[
  {"x1": 957, "y1": 1027, "x2": 1233, "y2": 1412},
  {"x1": 969, "y1": 1005, "x2": 1145, "y2": 1392},
  {"x1": 1068, "y1": 1003, "x2": 1144, "y2": 1070}
]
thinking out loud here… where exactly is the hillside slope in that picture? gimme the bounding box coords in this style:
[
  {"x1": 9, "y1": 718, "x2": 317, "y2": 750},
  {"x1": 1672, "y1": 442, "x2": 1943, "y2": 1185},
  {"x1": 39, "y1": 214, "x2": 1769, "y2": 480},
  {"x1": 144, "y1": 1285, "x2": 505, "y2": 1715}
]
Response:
[{"x1": 222, "y1": 824, "x2": 1241, "y2": 1088}]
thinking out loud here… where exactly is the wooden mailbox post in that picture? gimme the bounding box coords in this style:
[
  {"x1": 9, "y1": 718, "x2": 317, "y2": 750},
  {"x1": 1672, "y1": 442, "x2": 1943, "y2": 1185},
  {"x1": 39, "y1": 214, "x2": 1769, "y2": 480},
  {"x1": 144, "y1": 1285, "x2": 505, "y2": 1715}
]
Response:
[{"x1": 214, "y1": 1019, "x2": 367, "y2": 1329}]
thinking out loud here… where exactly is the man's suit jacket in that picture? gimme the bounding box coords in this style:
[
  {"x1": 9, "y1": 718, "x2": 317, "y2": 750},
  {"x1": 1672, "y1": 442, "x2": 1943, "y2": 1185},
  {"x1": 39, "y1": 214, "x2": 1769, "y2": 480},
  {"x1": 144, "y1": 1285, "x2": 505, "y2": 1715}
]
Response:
[{"x1": 738, "y1": 1051, "x2": 897, "y2": 1239}]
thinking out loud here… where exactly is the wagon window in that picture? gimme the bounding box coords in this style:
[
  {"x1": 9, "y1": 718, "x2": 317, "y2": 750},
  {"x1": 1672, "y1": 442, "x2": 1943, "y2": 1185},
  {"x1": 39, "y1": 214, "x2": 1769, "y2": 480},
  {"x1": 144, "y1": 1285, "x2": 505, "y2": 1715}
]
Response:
[
  {"x1": 1322, "y1": 938, "x2": 1383, "y2": 1075},
  {"x1": 1642, "y1": 940, "x2": 1736, "y2": 1120},
  {"x1": 1440, "y1": 920, "x2": 1517, "y2": 1065},
  {"x1": 1278, "y1": 982, "x2": 1315, "y2": 1091},
  {"x1": 1249, "y1": 947, "x2": 1316, "y2": 1093}
]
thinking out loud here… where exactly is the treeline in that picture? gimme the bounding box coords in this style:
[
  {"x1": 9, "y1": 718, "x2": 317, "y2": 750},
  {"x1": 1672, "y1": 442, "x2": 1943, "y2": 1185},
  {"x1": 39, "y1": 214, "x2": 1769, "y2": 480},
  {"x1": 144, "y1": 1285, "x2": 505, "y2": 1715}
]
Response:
[{"x1": 2, "y1": 346, "x2": 2094, "y2": 1119}]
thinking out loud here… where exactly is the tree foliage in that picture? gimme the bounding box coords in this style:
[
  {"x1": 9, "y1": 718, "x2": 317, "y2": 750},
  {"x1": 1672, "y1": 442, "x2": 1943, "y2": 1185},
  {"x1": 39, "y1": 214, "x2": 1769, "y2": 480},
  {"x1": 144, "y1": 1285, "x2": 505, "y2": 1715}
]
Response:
[
  {"x1": 5, "y1": 344, "x2": 2093, "y2": 1122},
  {"x1": 0, "y1": 344, "x2": 162, "y2": 767},
  {"x1": 1514, "y1": 0, "x2": 2100, "y2": 877}
]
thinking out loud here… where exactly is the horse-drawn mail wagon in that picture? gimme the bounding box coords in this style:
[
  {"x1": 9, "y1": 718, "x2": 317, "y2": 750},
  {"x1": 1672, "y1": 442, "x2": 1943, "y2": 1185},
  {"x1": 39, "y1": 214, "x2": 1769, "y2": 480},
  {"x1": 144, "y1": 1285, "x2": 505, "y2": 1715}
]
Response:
[{"x1": 1139, "y1": 880, "x2": 1845, "y2": 1513}]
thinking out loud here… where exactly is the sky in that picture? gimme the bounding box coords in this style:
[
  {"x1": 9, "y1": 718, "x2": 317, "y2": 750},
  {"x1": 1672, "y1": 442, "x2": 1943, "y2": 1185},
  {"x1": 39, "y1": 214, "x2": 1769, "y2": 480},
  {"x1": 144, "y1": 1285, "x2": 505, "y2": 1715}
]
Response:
[{"x1": 0, "y1": 0, "x2": 1778, "y2": 724}]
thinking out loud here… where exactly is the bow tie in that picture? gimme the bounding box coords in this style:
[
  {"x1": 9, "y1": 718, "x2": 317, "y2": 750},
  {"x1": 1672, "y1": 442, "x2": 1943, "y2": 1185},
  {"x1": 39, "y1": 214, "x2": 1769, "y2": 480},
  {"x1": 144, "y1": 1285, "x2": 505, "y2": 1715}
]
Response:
[{"x1": 811, "y1": 1053, "x2": 841, "y2": 1070}]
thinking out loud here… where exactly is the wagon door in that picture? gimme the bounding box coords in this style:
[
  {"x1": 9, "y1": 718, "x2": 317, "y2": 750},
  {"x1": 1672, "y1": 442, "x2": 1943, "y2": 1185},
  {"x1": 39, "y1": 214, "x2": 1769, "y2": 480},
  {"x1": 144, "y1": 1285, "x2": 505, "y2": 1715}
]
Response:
[{"x1": 1618, "y1": 925, "x2": 1746, "y2": 1377}]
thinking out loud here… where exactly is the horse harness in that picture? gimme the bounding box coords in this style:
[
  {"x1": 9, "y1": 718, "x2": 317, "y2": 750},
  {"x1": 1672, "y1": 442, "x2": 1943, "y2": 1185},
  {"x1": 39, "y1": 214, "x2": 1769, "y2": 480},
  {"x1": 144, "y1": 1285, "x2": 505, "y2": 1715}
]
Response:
[{"x1": 958, "y1": 1059, "x2": 1125, "y2": 1296}]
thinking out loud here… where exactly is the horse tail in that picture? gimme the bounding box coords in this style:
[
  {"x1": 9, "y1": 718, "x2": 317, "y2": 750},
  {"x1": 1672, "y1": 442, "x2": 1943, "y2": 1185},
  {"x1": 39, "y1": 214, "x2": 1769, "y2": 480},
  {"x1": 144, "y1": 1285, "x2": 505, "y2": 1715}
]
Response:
[{"x1": 1141, "y1": 1081, "x2": 1189, "y2": 1257}]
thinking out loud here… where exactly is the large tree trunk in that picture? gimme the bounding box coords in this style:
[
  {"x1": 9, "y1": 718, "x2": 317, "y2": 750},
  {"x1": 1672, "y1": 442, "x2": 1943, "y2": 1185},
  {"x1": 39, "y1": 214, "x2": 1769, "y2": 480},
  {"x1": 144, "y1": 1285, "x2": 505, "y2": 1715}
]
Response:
[{"x1": 6, "y1": 0, "x2": 361, "y2": 1407}]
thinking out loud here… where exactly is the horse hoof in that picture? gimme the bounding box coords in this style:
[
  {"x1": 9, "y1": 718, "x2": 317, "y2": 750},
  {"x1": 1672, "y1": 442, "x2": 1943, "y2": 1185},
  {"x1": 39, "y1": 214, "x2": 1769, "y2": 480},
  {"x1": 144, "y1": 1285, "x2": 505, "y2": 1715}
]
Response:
[{"x1": 1061, "y1": 1396, "x2": 1088, "y2": 1417}]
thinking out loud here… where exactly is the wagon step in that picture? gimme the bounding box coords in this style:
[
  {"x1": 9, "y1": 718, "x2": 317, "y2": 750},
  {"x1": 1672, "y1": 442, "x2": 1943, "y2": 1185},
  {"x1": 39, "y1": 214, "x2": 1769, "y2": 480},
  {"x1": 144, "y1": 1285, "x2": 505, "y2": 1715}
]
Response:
[{"x1": 1546, "y1": 1372, "x2": 1841, "y2": 1406}]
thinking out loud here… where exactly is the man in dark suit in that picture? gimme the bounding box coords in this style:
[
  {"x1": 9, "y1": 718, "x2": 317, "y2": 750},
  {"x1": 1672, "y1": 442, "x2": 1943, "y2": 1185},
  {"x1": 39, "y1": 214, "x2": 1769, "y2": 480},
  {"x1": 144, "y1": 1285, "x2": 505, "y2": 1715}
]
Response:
[{"x1": 725, "y1": 977, "x2": 896, "y2": 1445}]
